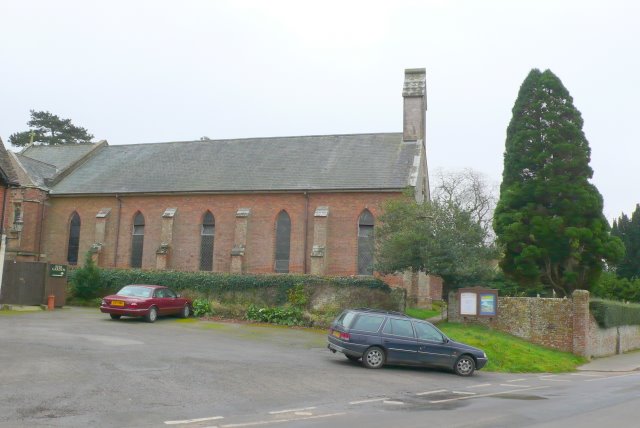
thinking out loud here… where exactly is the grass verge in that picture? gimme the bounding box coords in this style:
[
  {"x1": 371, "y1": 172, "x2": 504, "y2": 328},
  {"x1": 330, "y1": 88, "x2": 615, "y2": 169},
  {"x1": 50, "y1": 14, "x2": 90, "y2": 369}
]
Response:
[{"x1": 438, "y1": 322, "x2": 587, "y2": 373}]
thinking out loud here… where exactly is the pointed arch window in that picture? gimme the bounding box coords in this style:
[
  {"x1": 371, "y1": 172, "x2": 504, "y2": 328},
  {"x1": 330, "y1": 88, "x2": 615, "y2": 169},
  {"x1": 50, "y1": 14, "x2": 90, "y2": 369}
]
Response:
[
  {"x1": 274, "y1": 210, "x2": 291, "y2": 273},
  {"x1": 131, "y1": 212, "x2": 145, "y2": 268},
  {"x1": 358, "y1": 210, "x2": 375, "y2": 275},
  {"x1": 67, "y1": 212, "x2": 81, "y2": 265},
  {"x1": 200, "y1": 211, "x2": 215, "y2": 271}
]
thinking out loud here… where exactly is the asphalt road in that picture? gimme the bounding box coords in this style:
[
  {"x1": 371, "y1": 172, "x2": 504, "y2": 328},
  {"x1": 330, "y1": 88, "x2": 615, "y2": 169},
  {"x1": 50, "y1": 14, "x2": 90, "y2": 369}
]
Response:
[{"x1": 1, "y1": 308, "x2": 639, "y2": 428}]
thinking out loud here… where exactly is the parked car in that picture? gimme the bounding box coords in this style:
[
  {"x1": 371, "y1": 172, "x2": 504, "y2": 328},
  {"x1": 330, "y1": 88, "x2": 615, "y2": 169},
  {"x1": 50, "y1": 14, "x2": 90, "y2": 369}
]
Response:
[
  {"x1": 327, "y1": 308, "x2": 487, "y2": 376},
  {"x1": 100, "y1": 285, "x2": 191, "y2": 323}
]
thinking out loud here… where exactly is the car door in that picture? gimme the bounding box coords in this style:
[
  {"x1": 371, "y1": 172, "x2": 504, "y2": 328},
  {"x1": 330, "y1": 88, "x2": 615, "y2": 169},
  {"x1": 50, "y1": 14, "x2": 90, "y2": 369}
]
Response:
[
  {"x1": 380, "y1": 317, "x2": 419, "y2": 364},
  {"x1": 153, "y1": 288, "x2": 170, "y2": 315},
  {"x1": 413, "y1": 321, "x2": 457, "y2": 368},
  {"x1": 164, "y1": 287, "x2": 182, "y2": 314}
]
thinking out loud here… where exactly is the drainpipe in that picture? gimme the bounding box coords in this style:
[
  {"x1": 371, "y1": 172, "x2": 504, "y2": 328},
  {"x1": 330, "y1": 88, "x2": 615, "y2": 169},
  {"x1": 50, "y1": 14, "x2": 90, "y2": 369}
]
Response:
[
  {"x1": 36, "y1": 193, "x2": 47, "y2": 261},
  {"x1": 303, "y1": 191, "x2": 309, "y2": 274},
  {"x1": 0, "y1": 185, "x2": 8, "y2": 299},
  {"x1": 114, "y1": 194, "x2": 122, "y2": 267}
]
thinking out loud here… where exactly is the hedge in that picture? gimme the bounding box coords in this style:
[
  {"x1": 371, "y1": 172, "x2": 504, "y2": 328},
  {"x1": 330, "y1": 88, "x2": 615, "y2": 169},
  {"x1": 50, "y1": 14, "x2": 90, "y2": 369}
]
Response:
[
  {"x1": 69, "y1": 268, "x2": 390, "y2": 303},
  {"x1": 590, "y1": 298, "x2": 640, "y2": 328}
]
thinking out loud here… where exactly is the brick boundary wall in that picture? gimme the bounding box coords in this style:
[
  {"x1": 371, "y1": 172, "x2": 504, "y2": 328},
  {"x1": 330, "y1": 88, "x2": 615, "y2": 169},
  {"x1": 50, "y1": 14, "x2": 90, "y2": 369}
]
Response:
[{"x1": 448, "y1": 289, "x2": 640, "y2": 358}]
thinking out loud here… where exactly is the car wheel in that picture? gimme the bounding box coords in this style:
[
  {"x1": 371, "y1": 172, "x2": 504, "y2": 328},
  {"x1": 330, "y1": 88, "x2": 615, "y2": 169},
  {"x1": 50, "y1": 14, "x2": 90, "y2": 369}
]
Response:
[
  {"x1": 362, "y1": 347, "x2": 385, "y2": 369},
  {"x1": 345, "y1": 355, "x2": 360, "y2": 362},
  {"x1": 145, "y1": 306, "x2": 158, "y2": 323},
  {"x1": 179, "y1": 304, "x2": 190, "y2": 318},
  {"x1": 110, "y1": 314, "x2": 121, "y2": 320},
  {"x1": 454, "y1": 355, "x2": 475, "y2": 376}
]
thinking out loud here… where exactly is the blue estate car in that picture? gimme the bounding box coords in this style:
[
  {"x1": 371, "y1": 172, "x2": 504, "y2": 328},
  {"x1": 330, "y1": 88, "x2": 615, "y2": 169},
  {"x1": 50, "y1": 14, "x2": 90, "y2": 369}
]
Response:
[{"x1": 327, "y1": 308, "x2": 487, "y2": 376}]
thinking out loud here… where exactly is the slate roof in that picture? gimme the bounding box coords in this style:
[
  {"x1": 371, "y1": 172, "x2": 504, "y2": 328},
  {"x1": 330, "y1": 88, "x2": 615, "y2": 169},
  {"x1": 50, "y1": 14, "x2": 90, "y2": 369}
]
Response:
[
  {"x1": 21, "y1": 143, "x2": 98, "y2": 172},
  {"x1": 0, "y1": 138, "x2": 18, "y2": 185},
  {"x1": 47, "y1": 133, "x2": 419, "y2": 195},
  {"x1": 14, "y1": 154, "x2": 58, "y2": 188}
]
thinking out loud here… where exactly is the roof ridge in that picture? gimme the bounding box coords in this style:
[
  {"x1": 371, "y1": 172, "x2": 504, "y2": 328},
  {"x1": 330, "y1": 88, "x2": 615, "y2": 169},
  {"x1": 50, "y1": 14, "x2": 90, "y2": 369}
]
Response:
[{"x1": 105, "y1": 132, "x2": 402, "y2": 147}]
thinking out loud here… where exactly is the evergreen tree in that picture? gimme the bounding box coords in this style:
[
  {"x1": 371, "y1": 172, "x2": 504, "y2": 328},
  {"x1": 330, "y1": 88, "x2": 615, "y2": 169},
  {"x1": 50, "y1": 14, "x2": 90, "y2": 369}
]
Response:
[
  {"x1": 493, "y1": 69, "x2": 624, "y2": 296},
  {"x1": 611, "y1": 204, "x2": 640, "y2": 279},
  {"x1": 9, "y1": 110, "x2": 94, "y2": 147}
]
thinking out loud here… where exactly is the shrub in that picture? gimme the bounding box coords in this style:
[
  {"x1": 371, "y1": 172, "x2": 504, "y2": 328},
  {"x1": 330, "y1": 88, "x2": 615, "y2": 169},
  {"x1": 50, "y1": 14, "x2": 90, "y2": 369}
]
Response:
[
  {"x1": 192, "y1": 298, "x2": 213, "y2": 317},
  {"x1": 69, "y1": 252, "x2": 103, "y2": 300},
  {"x1": 590, "y1": 298, "x2": 640, "y2": 328},
  {"x1": 71, "y1": 268, "x2": 390, "y2": 304},
  {"x1": 246, "y1": 305, "x2": 306, "y2": 326},
  {"x1": 287, "y1": 283, "x2": 309, "y2": 308}
]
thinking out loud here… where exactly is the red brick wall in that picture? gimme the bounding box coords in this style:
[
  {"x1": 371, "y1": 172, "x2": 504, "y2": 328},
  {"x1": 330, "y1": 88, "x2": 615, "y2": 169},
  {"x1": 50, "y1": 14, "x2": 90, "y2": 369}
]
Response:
[
  {"x1": 4, "y1": 187, "x2": 48, "y2": 261},
  {"x1": 41, "y1": 191, "x2": 402, "y2": 275}
]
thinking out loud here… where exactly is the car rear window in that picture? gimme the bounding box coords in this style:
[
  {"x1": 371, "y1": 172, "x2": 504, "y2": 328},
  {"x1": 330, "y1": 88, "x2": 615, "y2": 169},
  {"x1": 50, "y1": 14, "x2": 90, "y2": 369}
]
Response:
[
  {"x1": 350, "y1": 314, "x2": 385, "y2": 333},
  {"x1": 336, "y1": 311, "x2": 356, "y2": 328}
]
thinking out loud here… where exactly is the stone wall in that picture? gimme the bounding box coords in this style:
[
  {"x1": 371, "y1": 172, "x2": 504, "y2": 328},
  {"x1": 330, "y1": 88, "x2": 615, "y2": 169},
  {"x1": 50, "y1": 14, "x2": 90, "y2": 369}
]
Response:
[{"x1": 448, "y1": 289, "x2": 640, "y2": 358}]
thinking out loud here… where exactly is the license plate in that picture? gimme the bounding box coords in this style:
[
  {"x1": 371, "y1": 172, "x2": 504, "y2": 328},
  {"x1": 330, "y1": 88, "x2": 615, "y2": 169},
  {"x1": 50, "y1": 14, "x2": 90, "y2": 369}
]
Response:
[
  {"x1": 332, "y1": 331, "x2": 341, "y2": 338},
  {"x1": 111, "y1": 300, "x2": 124, "y2": 307}
]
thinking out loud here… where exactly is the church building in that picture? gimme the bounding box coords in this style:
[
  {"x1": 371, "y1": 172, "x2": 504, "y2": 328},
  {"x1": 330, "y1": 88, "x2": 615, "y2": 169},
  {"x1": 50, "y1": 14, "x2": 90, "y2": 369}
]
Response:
[{"x1": 0, "y1": 68, "x2": 439, "y2": 302}]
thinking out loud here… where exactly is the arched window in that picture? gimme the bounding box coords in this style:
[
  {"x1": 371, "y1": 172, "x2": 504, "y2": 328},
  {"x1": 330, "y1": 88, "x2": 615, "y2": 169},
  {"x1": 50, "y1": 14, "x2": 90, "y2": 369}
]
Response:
[
  {"x1": 131, "y1": 212, "x2": 145, "y2": 268},
  {"x1": 357, "y1": 210, "x2": 375, "y2": 275},
  {"x1": 67, "y1": 212, "x2": 81, "y2": 265},
  {"x1": 200, "y1": 211, "x2": 215, "y2": 271},
  {"x1": 274, "y1": 210, "x2": 291, "y2": 273}
]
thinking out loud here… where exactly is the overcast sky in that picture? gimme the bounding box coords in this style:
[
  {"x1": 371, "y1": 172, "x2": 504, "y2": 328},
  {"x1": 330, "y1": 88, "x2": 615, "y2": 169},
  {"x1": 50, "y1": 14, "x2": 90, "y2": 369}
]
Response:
[{"x1": 1, "y1": 0, "x2": 637, "y2": 221}]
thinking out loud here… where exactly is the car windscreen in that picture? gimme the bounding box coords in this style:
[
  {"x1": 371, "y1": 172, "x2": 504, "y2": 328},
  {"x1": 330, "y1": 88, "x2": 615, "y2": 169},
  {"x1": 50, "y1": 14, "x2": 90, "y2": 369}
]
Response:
[
  {"x1": 117, "y1": 286, "x2": 153, "y2": 298},
  {"x1": 350, "y1": 314, "x2": 385, "y2": 333}
]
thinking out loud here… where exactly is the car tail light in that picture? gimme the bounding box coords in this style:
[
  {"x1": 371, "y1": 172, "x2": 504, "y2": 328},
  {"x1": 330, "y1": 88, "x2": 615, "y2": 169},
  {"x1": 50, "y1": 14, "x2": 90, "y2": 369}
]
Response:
[{"x1": 340, "y1": 332, "x2": 350, "y2": 341}]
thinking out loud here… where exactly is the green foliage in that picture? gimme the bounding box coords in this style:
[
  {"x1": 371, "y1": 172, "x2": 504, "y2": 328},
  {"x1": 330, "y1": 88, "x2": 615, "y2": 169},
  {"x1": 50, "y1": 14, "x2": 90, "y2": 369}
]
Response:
[
  {"x1": 405, "y1": 307, "x2": 440, "y2": 320},
  {"x1": 611, "y1": 205, "x2": 640, "y2": 279},
  {"x1": 487, "y1": 272, "x2": 551, "y2": 297},
  {"x1": 9, "y1": 110, "x2": 94, "y2": 147},
  {"x1": 375, "y1": 193, "x2": 498, "y2": 289},
  {"x1": 590, "y1": 298, "x2": 640, "y2": 328},
  {"x1": 591, "y1": 271, "x2": 640, "y2": 302},
  {"x1": 438, "y1": 322, "x2": 586, "y2": 372},
  {"x1": 69, "y1": 253, "x2": 103, "y2": 300},
  {"x1": 192, "y1": 298, "x2": 213, "y2": 317},
  {"x1": 287, "y1": 283, "x2": 309, "y2": 308},
  {"x1": 245, "y1": 305, "x2": 306, "y2": 326},
  {"x1": 494, "y1": 69, "x2": 624, "y2": 296},
  {"x1": 68, "y1": 268, "x2": 389, "y2": 304}
]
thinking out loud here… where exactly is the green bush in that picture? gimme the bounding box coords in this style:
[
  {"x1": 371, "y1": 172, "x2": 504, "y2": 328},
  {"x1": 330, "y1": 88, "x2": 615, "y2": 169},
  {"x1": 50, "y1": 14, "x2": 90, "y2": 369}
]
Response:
[
  {"x1": 590, "y1": 298, "x2": 640, "y2": 328},
  {"x1": 192, "y1": 298, "x2": 213, "y2": 317},
  {"x1": 68, "y1": 268, "x2": 390, "y2": 304},
  {"x1": 287, "y1": 283, "x2": 309, "y2": 308},
  {"x1": 246, "y1": 305, "x2": 306, "y2": 326},
  {"x1": 69, "y1": 252, "x2": 103, "y2": 300}
]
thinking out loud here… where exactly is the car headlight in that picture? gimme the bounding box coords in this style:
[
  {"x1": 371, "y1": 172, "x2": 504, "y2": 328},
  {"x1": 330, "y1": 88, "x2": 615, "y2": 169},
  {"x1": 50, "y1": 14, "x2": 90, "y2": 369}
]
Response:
[
  {"x1": 483, "y1": 352, "x2": 487, "y2": 358},
  {"x1": 101, "y1": 299, "x2": 106, "y2": 306}
]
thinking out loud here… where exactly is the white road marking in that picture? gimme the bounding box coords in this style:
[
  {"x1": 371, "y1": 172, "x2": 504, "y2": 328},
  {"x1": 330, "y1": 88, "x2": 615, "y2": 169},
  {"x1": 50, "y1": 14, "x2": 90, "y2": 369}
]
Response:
[
  {"x1": 383, "y1": 400, "x2": 405, "y2": 405},
  {"x1": 585, "y1": 373, "x2": 640, "y2": 382},
  {"x1": 165, "y1": 416, "x2": 224, "y2": 425},
  {"x1": 349, "y1": 397, "x2": 389, "y2": 405},
  {"x1": 452, "y1": 391, "x2": 476, "y2": 395},
  {"x1": 294, "y1": 412, "x2": 312, "y2": 416},
  {"x1": 268, "y1": 407, "x2": 316, "y2": 415},
  {"x1": 499, "y1": 384, "x2": 531, "y2": 388},
  {"x1": 218, "y1": 412, "x2": 345, "y2": 428},
  {"x1": 467, "y1": 383, "x2": 492, "y2": 388},
  {"x1": 429, "y1": 386, "x2": 549, "y2": 404},
  {"x1": 506, "y1": 378, "x2": 527, "y2": 382},
  {"x1": 416, "y1": 389, "x2": 447, "y2": 396},
  {"x1": 570, "y1": 373, "x2": 603, "y2": 377}
]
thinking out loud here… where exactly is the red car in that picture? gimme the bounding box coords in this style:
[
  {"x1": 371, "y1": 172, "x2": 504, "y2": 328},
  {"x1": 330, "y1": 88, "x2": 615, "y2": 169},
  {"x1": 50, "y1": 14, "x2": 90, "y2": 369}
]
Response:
[{"x1": 100, "y1": 285, "x2": 191, "y2": 323}]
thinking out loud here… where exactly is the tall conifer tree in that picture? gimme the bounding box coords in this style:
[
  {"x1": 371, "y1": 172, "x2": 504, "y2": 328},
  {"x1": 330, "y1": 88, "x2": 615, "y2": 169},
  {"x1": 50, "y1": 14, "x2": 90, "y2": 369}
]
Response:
[
  {"x1": 494, "y1": 69, "x2": 623, "y2": 296},
  {"x1": 611, "y1": 205, "x2": 640, "y2": 279}
]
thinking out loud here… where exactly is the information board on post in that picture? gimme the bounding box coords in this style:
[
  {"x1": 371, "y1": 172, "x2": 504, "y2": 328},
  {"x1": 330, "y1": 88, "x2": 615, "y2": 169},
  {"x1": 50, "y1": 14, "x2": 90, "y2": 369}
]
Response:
[{"x1": 457, "y1": 287, "x2": 498, "y2": 318}]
